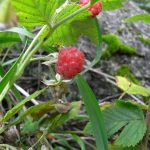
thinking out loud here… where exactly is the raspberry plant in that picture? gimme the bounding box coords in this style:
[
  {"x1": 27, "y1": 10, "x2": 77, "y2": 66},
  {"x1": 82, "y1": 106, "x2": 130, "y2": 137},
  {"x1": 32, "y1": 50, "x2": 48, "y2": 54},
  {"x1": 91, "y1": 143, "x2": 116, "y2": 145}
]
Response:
[{"x1": 0, "y1": 0, "x2": 150, "y2": 150}]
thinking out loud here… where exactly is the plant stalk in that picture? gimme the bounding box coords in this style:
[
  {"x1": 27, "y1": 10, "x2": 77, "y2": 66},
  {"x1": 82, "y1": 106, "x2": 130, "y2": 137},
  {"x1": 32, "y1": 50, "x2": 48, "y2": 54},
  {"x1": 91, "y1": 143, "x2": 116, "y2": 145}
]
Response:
[
  {"x1": 0, "y1": 3, "x2": 91, "y2": 103},
  {"x1": 20, "y1": 25, "x2": 48, "y2": 62}
]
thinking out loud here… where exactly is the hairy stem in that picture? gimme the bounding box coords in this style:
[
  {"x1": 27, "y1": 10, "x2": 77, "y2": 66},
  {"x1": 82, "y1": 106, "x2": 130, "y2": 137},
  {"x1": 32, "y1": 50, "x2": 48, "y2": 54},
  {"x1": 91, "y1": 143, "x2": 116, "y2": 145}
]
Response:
[
  {"x1": 15, "y1": 40, "x2": 43, "y2": 79},
  {"x1": 20, "y1": 25, "x2": 48, "y2": 62}
]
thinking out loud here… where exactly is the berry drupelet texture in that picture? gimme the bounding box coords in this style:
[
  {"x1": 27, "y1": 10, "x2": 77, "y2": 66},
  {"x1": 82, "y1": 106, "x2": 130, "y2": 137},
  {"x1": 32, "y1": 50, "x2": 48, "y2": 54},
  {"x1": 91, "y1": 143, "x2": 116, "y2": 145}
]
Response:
[
  {"x1": 79, "y1": 0, "x2": 102, "y2": 16},
  {"x1": 88, "y1": 2, "x2": 102, "y2": 16},
  {"x1": 56, "y1": 47, "x2": 85, "y2": 79}
]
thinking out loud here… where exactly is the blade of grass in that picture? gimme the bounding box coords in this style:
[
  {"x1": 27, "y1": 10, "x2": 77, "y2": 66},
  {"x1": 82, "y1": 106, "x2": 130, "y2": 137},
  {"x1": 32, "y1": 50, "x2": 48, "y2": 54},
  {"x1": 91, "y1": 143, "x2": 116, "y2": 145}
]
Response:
[
  {"x1": 3, "y1": 87, "x2": 48, "y2": 122},
  {"x1": 0, "y1": 65, "x2": 22, "y2": 102},
  {"x1": 76, "y1": 74, "x2": 108, "y2": 150},
  {"x1": 0, "y1": 54, "x2": 23, "y2": 103}
]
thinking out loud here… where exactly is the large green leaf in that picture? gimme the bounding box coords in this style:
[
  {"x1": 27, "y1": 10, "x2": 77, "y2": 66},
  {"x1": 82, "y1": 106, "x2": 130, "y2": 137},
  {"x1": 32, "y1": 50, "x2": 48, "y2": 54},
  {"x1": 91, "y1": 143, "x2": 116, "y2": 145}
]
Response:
[
  {"x1": 54, "y1": 3, "x2": 90, "y2": 24},
  {"x1": 125, "y1": 13, "x2": 150, "y2": 24},
  {"x1": 84, "y1": 100, "x2": 146, "y2": 147},
  {"x1": 12, "y1": 0, "x2": 65, "y2": 27},
  {"x1": 104, "y1": 101, "x2": 146, "y2": 145},
  {"x1": 116, "y1": 76, "x2": 150, "y2": 97},
  {"x1": 76, "y1": 75, "x2": 108, "y2": 150},
  {"x1": 42, "y1": 3, "x2": 93, "y2": 47},
  {"x1": 44, "y1": 17, "x2": 99, "y2": 47},
  {"x1": 115, "y1": 120, "x2": 146, "y2": 147}
]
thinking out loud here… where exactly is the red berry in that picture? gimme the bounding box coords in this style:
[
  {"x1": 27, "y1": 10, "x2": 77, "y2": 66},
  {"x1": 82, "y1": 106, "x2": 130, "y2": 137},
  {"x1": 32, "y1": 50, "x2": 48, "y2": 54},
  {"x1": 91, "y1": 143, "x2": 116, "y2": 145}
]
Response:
[
  {"x1": 56, "y1": 47, "x2": 85, "y2": 79},
  {"x1": 79, "y1": 0, "x2": 90, "y2": 6},
  {"x1": 88, "y1": 2, "x2": 102, "y2": 16}
]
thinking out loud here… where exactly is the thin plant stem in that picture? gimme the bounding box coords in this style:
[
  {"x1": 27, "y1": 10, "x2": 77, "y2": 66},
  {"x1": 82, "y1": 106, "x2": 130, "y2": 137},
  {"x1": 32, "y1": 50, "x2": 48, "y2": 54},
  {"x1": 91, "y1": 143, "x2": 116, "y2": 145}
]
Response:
[
  {"x1": 15, "y1": 40, "x2": 43, "y2": 79},
  {"x1": 21, "y1": 25, "x2": 48, "y2": 62}
]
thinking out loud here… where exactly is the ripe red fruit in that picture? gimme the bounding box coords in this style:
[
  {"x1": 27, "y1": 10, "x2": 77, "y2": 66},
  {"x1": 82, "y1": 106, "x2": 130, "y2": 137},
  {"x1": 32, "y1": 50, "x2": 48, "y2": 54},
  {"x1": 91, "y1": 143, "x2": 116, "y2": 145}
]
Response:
[
  {"x1": 88, "y1": 2, "x2": 102, "y2": 16},
  {"x1": 79, "y1": 0, "x2": 90, "y2": 6},
  {"x1": 56, "y1": 47, "x2": 85, "y2": 79}
]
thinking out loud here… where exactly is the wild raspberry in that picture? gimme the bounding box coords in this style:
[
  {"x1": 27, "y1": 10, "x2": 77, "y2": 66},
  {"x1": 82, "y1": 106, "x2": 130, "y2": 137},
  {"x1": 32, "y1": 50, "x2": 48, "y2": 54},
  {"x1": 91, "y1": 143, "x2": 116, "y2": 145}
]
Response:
[
  {"x1": 56, "y1": 47, "x2": 85, "y2": 79},
  {"x1": 79, "y1": 0, "x2": 90, "y2": 6},
  {"x1": 88, "y1": 2, "x2": 102, "y2": 16}
]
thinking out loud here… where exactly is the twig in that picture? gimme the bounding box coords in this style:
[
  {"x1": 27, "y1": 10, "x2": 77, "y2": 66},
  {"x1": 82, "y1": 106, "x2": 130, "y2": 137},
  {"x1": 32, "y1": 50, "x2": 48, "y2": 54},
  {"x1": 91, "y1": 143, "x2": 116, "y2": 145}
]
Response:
[
  {"x1": 99, "y1": 94, "x2": 121, "y2": 102},
  {"x1": 99, "y1": 101, "x2": 111, "y2": 107},
  {"x1": 88, "y1": 68, "x2": 115, "y2": 80},
  {"x1": 89, "y1": 67, "x2": 145, "y2": 105},
  {"x1": 130, "y1": 95, "x2": 145, "y2": 105},
  {"x1": 14, "y1": 84, "x2": 39, "y2": 105}
]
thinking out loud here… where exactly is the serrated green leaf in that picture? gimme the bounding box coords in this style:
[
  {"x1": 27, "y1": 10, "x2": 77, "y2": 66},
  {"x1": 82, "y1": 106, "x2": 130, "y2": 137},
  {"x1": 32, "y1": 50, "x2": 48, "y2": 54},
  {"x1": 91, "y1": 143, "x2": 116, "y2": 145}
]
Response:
[
  {"x1": 76, "y1": 75, "x2": 108, "y2": 150},
  {"x1": 54, "y1": 3, "x2": 90, "y2": 24},
  {"x1": 115, "y1": 120, "x2": 146, "y2": 147},
  {"x1": 116, "y1": 76, "x2": 150, "y2": 97},
  {"x1": 44, "y1": 17, "x2": 100, "y2": 47},
  {"x1": 103, "y1": 101, "x2": 145, "y2": 138},
  {"x1": 12, "y1": 0, "x2": 65, "y2": 27},
  {"x1": 0, "y1": 31, "x2": 21, "y2": 48},
  {"x1": 125, "y1": 13, "x2": 150, "y2": 23},
  {"x1": 84, "y1": 100, "x2": 146, "y2": 147}
]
